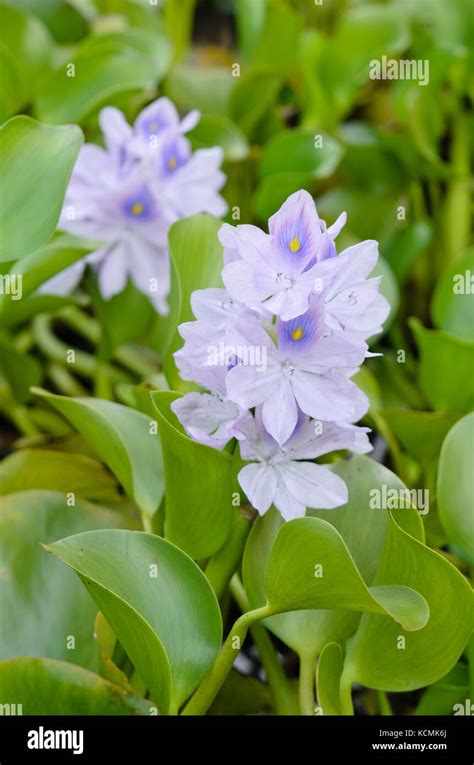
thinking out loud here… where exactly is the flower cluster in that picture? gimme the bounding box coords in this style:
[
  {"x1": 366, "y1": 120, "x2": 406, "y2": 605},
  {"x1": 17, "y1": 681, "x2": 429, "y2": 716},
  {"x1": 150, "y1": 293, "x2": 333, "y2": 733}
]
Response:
[
  {"x1": 172, "y1": 190, "x2": 390, "y2": 521},
  {"x1": 41, "y1": 98, "x2": 227, "y2": 314}
]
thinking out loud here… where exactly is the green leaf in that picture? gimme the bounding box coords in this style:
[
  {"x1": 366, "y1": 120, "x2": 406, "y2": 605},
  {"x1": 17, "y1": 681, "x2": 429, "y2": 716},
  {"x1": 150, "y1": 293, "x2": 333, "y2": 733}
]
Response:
[
  {"x1": 46, "y1": 529, "x2": 222, "y2": 713},
  {"x1": 254, "y1": 171, "x2": 312, "y2": 221},
  {"x1": 32, "y1": 389, "x2": 164, "y2": 522},
  {"x1": 410, "y1": 318, "x2": 474, "y2": 412},
  {"x1": 385, "y1": 222, "x2": 432, "y2": 283},
  {"x1": 230, "y1": 68, "x2": 282, "y2": 136},
  {"x1": 437, "y1": 413, "x2": 474, "y2": 564},
  {"x1": 317, "y1": 643, "x2": 343, "y2": 715},
  {"x1": 259, "y1": 129, "x2": 343, "y2": 180},
  {"x1": 0, "y1": 449, "x2": 119, "y2": 503},
  {"x1": 0, "y1": 657, "x2": 151, "y2": 715},
  {"x1": 235, "y1": 0, "x2": 266, "y2": 65},
  {"x1": 381, "y1": 408, "x2": 460, "y2": 463},
  {"x1": 189, "y1": 115, "x2": 249, "y2": 162},
  {"x1": 209, "y1": 669, "x2": 272, "y2": 716},
  {"x1": 252, "y1": 2, "x2": 303, "y2": 74},
  {"x1": 0, "y1": 490, "x2": 123, "y2": 670},
  {"x1": 0, "y1": 2, "x2": 51, "y2": 110},
  {"x1": 0, "y1": 116, "x2": 83, "y2": 262},
  {"x1": 87, "y1": 275, "x2": 153, "y2": 357},
  {"x1": 343, "y1": 516, "x2": 473, "y2": 692},
  {"x1": 263, "y1": 516, "x2": 428, "y2": 631},
  {"x1": 164, "y1": 65, "x2": 233, "y2": 117},
  {"x1": 162, "y1": 214, "x2": 224, "y2": 389},
  {"x1": 431, "y1": 249, "x2": 474, "y2": 341},
  {"x1": 35, "y1": 29, "x2": 172, "y2": 124},
  {"x1": 0, "y1": 234, "x2": 98, "y2": 321},
  {"x1": 243, "y1": 456, "x2": 423, "y2": 656},
  {"x1": 415, "y1": 664, "x2": 469, "y2": 716},
  {"x1": 150, "y1": 390, "x2": 235, "y2": 559}
]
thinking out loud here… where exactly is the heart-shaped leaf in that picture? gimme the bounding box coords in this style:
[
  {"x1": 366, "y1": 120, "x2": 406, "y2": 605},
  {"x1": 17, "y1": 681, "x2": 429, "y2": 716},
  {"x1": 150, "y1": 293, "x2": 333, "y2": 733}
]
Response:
[
  {"x1": 151, "y1": 390, "x2": 235, "y2": 559},
  {"x1": 0, "y1": 116, "x2": 83, "y2": 262},
  {"x1": 437, "y1": 413, "x2": 474, "y2": 564},
  {"x1": 0, "y1": 490, "x2": 124, "y2": 671},
  {"x1": 46, "y1": 529, "x2": 222, "y2": 714},
  {"x1": 32, "y1": 389, "x2": 164, "y2": 524},
  {"x1": 0, "y1": 657, "x2": 151, "y2": 715},
  {"x1": 263, "y1": 516, "x2": 428, "y2": 631},
  {"x1": 342, "y1": 516, "x2": 473, "y2": 693}
]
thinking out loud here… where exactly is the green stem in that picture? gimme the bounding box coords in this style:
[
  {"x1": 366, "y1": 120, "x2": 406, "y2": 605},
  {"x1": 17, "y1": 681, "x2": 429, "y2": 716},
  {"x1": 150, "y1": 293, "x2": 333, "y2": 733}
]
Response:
[
  {"x1": 181, "y1": 604, "x2": 273, "y2": 715},
  {"x1": 377, "y1": 690, "x2": 393, "y2": 715},
  {"x1": 230, "y1": 574, "x2": 298, "y2": 715},
  {"x1": 8, "y1": 405, "x2": 40, "y2": 437},
  {"x1": 299, "y1": 652, "x2": 316, "y2": 716},
  {"x1": 32, "y1": 314, "x2": 130, "y2": 384},
  {"x1": 47, "y1": 363, "x2": 88, "y2": 397},
  {"x1": 205, "y1": 511, "x2": 252, "y2": 599},
  {"x1": 339, "y1": 668, "x2": 354, "y2": 716}
]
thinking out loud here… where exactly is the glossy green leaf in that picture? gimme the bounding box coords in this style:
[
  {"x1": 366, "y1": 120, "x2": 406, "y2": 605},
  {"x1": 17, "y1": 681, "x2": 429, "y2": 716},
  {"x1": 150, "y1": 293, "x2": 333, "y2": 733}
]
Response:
[
  {"x1": 259, "y1": 129, "x2": 343, "y2": 180},
  {"x1": 189, "y1": 115, "x2": 249, "y2": 162},
  {"x1": 46, "y1": 529, "x2": 222, "y2": 713},
  {"x1": 0, "y1": 234, "x2": 98, "y2": 321},
  {"x1": 254, "y1": 171, "x2": 312, "y2": 221},
  {"x1": 385, "y1": 222, "x2": 432, "y2": 284},
  {"x1": 431, "y1": 249, "x2": 474, "y2": 341},
  {"x1": 410, "y1": 318, "x2": 474, "y2": 412},
  {"x1": 342, "y1": 516, "x2": 473, "y2": 692},
  {"x1": 381, "y1": 408, "x2": 460, "y2": 463},
  {"x1": 164, "y1": 65, "x2": 233, "y2": 117},
  {"x1": 35, "y1": 30, "x2": 171, "y2": 124},
  {"x1": 150, "y1": 390, "x2": 235, "y2": 559},
  {"x1": 0, "y1": 657, "x2": 151, "y2": 715},
  {"x1": 0, "y1": 449, "x2": 119, "y2": 503},
  {"x1": 235, "y1": 0, "x2": 266, "y2": 64},
  {"x1": 230, "y1": 69, "x2": 282, "y2": 136},
  {"x1": 317, "y1": 643, "x2": 343, "y2": 715},
  {"x1": 0, "y1": 116, "x2": 83, "y2": 262},
  {"x1": 264, "y1": 516, "x2": 428, "y2": 631},
  {"x1": 32, "y1": 389, "x2": 164, "y2": 522},
  {"x1": 0, "y1": 490, "x2": 123, "y2": 670},
  {"x1": 0, "y1": 3, "x2": 51, "y2": 109},
  {"x1": 437, "y1": 413, "x2": 474, "y2": 564},
  {"x1": 162, "y1": 214, "x2": 224, "y2": 389},
  {"x1": 252, "y1": 2, "x2": 303, "y2": 74},
  {"x1": 415, "y1": 664, "x2": 469, "y2": 716},
  {"x1": 243, "y1": 456, "x2": 423, "y2": 656}
]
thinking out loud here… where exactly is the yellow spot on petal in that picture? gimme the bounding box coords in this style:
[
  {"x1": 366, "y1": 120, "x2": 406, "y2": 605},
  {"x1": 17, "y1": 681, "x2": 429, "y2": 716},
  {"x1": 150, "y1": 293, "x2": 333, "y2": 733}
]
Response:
[
  {"x1": 168, "y1": 156, "x2": 177, "y2": 170},
  {"x1": 131, "y1": 202, "x2": 144, "y2": 216},
  {"x1": 150, "y1": 121, "x2": 158, "y2": 132},
  {"x1": 291, "y1": 326, "x2": 304, "y2": 341},
  {"x1": 289, "y1": 235, "x2": 300, "y2": 253}
]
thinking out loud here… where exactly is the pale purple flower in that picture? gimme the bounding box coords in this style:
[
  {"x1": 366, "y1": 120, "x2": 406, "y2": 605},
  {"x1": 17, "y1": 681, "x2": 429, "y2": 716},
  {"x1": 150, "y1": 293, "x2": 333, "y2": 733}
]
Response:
[
  {"x1": 226, "y1": 299, "x2": 368, "y2": 445},
  {"x1": 171, "y1": 188, "x2": 389, "y2": 523},
  {"x1": 235, "y1": 409, "x2": 371, "y2": 520},
  {"x1": 171, "y1": 391, "x2": 248, "y2": 450},
  {"x1": 221, "y1": 190, "x2": 346, "y2": 321},
  {"x1": 40, "y1": 98, "x2": 227, "y2": 314}
]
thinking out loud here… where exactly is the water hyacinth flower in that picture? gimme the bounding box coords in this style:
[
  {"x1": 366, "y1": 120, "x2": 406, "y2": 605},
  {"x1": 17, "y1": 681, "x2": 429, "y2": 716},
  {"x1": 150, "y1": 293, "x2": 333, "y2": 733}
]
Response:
[
  {"x1": 41, "y1": 97, "x2": 227, "y2": 314},
  {"x1": 171, "y1": 188, "x2": 390, "y2": 522}
]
